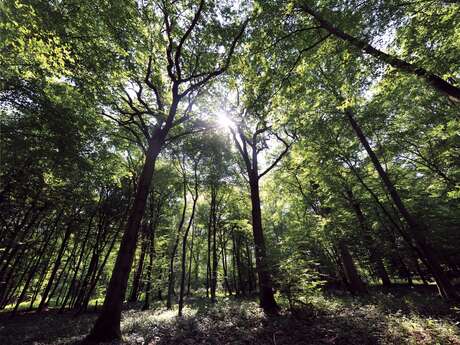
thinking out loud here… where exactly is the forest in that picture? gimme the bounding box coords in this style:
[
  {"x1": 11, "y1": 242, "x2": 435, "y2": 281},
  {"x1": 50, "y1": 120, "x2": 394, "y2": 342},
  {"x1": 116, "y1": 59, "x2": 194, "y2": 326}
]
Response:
[{"x1": 1, "y1": 0, "x2": 460, "y2": 344}]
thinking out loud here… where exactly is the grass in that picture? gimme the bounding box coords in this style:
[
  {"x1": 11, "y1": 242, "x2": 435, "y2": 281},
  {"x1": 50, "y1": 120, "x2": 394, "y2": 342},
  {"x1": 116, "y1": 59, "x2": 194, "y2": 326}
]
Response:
[{"x1": 0, "y1": 286, "x2": 459, "y2": 344}]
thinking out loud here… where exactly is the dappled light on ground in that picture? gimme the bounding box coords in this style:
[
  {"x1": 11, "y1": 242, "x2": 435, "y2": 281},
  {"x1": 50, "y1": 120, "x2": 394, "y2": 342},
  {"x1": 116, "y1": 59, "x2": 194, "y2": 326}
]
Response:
[{"x1": 1, "y1": 289, "x2": 459, "y2": 345}]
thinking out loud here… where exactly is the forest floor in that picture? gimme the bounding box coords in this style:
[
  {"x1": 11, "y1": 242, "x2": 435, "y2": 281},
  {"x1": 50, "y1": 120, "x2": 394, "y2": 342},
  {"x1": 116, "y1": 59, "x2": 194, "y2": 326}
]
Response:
[{"x1": 1, "y1": 286, "x2": 460, "y2": 345}]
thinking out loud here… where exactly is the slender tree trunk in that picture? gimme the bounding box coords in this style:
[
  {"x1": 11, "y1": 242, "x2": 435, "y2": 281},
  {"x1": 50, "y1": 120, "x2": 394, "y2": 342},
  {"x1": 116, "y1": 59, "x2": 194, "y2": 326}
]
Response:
[
  {"x1": 345, "y1": 109, "x2": 458, "y2": 300},
  {"x1": 85, "y1": 136, "x2": 163, "y2": 342},
  {"x1": 46, "y1": 239, "x2": 78, "y2": 308},
  {"x1": 29, "y1": 255, "x2": 53, "y2": 310},
  {"x1": 0, "y1": 210, "x2": 53, "y2": 302},
  {"x1": 11, "y1": 235, "x2": 58, "y2": 316},
  {"x1": 301, "y1": 4, "x2": 460, "y2": 103},
  {"x1": 73, "y1": 246, "x2": 100, "y2": 310},
  {"x1": 37, "y1": 222, "x2": 73, "y2": 312},
  {"x1": 344, "y1": 189, "x2": 391, "y2": 287},
  {"x1": 0, "y1": 250, "x2": 35, "y2": 309},
  {"x1": 178, "y1": 171, "x2": 198, "y2": 316},
  {"x1": 206, "y1": 205, "x2": 212, "y2": 299},
  {"x1": 60, "y1": 217, "x2": 92, "y2": 311},
  {"x1": 186, "y1": 225, "x2": 195, "y2": 296},
  {"x1": 221, "y1": 240, "x2": 232, "y2": 296},
  {"x1": 233, "y1": 229, "x2": 244, "y2": 295},
  {"x1": 79, "y1": 233, "x2": 118, "y2": 313},
  {"x1": 143, "y1": 198, "x2": 160, "y2": 311},
  {"x1": 211, "y1": 188, "x2": 218, "y2": 303},
  {"x1": 246, "y1": 241, "x2": 254, "y2": 293},
  {"x1": 167, "y1": 171, "x2": 188, "y2": 310},
  {"x1": 167, "y1": 234, "x2": 180, "y2": 309},
  {"x1": 129, "y1": 225, "x2": 148, "y2": 303},
  {"x1": 142, "y1": 237, "x2": 153, "y2": 311}
]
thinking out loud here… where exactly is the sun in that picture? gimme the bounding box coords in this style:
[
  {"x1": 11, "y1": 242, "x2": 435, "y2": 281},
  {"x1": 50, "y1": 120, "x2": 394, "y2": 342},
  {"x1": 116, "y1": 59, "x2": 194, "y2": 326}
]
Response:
[{"x1": 215, "y1": 110, "x2": 235, "y2": 130}]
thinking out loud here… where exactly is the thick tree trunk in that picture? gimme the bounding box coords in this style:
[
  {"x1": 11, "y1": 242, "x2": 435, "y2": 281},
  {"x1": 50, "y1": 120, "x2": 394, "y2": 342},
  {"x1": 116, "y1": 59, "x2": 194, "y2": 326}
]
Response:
[
  {"x1": 346, "y1": 109, "x2": 458, "y2": 300},
  {"x1": 338, "y1": 241, "x2": 367, "y2": 295},
  {"x1": 301, "y1": 4, "x2": 460, "y2": 103},
  {"x1": 374, "y1": 255, "x2": 391, "y2": 287},
  {"x1": 84, "y1": 138, "x2": 163, "y2": 343},
  {"x1": 248, "y1": 175, "x2": 279, "y2": 313}
]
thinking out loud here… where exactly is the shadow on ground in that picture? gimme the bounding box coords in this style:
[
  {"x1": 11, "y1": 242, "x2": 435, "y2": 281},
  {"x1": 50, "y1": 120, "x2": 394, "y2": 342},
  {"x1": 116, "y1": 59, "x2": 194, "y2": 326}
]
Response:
[{"x1": 1, "y1": 287, "x2": 459, "y2": 345}]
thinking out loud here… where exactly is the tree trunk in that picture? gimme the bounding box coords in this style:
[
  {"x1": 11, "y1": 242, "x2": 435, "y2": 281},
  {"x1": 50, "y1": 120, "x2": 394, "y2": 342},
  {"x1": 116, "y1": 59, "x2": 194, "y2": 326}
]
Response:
[
  {"x1": 210, "y1": 188, "x2": 218, "y2": 303},
  {"x1": 233, "y1": 229, "x2": 244, "y2": 295},
  {"x1": 206, "y1": 202, "x2": 212, "y2": 299},
  {"x1": 344, "y1": 189, "x2": 391, "y2": 287},
  {"x1": 59, "y1": 216, "x2": 92, "y2": 311},
  {"x1": 37, "y1": 222, "x2": 73, "y2": 312},
  {"x1": 143, "y1": 197, "x2": 160, "y2": 311},
  {"x1": 84, "y1": 137, "x2": 163, "y2": 342},
  {"x1": 166, "y1": 234, "x2": 180, "y2": 310},
  {"x1": 178, "y1": 174, "x2": 198, "y2": 316},
  {"x1": 301, "y1": 4, "x2": 460, "y2": 103},
  {"x1": 11, "y1": 234, "x2": 58, "y2": 316},
  {"x1": 128, "y1": 225, "x2": 148, "y2": 303},
  {"x1": 345, "y1": 109, "x2": 458, "y2": 300},
  {"x1": 186, "y1": 225, "x2": 195, "y2": 296},
  {"x1": 221, "y1": 240, "x2": 232, "y2": 296},
  {"x1": 246, "y1": 241, "x2": 254, "y2": 293},
  {"x1": 374, "y1": 255, "x2": 391, "y2": 287},
  {"x1": 78, "y1": 233, "x2": 118, "y2": 313},
  {"x1": 338, "y1": 240, "x2": 367, "y2": 295},
  {"x1": 248, "y1": 175, "x2": 279, "y2": 313}
]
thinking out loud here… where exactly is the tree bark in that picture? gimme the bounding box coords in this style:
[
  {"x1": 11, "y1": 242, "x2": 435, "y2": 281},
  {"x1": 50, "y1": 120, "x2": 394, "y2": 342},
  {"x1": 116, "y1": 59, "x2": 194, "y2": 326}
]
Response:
[
  {"x1": 84, "y1": 137, "x2": 163, "y2": 342},
  {"x1": 248, "y1": 174, "x2": 279, "y2": 313},
  {"x1": 345, "y1": 109, "x2": 458, "y2": 300},
  {"x1": 178, "y1": 168, "x2": 198, "y2": 316},
  {"x1": 128, "y1": 225, "x2": 148, "y2": 303},
  {"x1": 210, "y1": 187, "x2": 218, "y2": 303},
  {"x1": 301, "y1": 4, "x2": 460, "y2": 103},
  {"x1": 37, "y1": 221, "x2": 73, "y2": 312},
  {"x1": 338, "y1": 240, "x2": 367, "y2": 295},
  {"x1": 186, "y1": 225, "x2": 195, "y2": 296},
  {"x1": 143, "y1": 195, "x2": 161, "y2": 311}
]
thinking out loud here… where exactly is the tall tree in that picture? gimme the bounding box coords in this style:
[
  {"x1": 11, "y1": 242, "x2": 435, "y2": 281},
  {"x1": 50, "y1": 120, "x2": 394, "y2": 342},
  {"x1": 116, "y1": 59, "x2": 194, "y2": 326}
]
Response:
[{"x1": 85, "y1": 1, "x2": 247, "y2": 341}]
